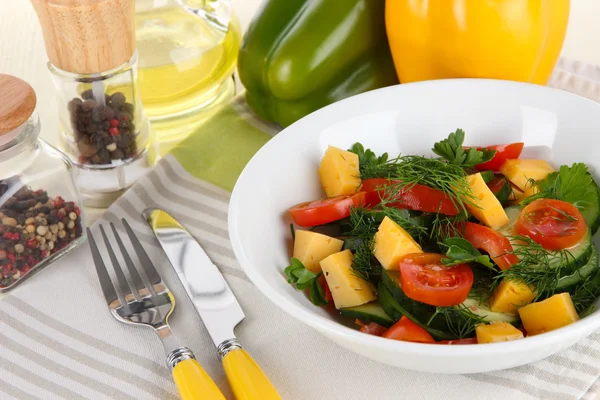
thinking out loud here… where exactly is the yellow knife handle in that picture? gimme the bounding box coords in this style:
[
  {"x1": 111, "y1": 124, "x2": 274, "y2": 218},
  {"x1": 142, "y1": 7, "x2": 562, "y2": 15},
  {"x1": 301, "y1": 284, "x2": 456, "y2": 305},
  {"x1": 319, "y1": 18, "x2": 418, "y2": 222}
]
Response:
[
  {"x1": 172, "y1": 359, "x2": 226, "y2": 400},
  {"x1": 222, "y1": 347, "x2": 281, "y2": 400}
]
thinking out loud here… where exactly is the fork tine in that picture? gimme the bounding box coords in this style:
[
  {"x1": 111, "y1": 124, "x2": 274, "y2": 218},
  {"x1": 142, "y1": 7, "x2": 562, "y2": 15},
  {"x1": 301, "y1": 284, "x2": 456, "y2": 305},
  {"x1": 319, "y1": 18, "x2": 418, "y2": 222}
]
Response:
[
  {"x1": 99, "y1": 224, "x2": 130, "y2": 306},
  {"x1": 87, "y1": 227, "x2": 119, "y2": 306},
  {"x1": 110, "y1": 222, "x2": 145, "y2": 301},
  {"x1": 122, "y1": 218, "x2": 161, "y2": 292}
]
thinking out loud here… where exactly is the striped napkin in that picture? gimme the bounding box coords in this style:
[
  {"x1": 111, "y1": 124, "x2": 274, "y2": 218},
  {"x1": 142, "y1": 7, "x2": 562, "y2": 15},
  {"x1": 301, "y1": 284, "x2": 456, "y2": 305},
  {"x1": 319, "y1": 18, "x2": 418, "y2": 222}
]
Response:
[{"x1": 2, "y1": 58, "x2": 600, "y2": 400}]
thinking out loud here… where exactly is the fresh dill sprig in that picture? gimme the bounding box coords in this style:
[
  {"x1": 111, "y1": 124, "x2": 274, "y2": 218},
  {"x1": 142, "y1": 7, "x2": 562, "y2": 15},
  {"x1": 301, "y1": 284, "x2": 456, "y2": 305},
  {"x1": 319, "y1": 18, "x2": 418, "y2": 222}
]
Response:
[
  {"x1": 427, "y1": 304, "x2": 486, "y2": 339},
  {"x1": 570, "y1": 272, "x2": 600, "y2": 315},
  {"x1": 432, "y1": 129, "x2": 496, "y2": 168},
  {"x1": 389, "y1": 155, "x2": 476, "y2": 215},
  {"x1": 429, "y1": 213, "x2": 466, "y2": 243},
  {"x1": 496, "y1": 235, "x2": 575, "y2": 299},
  {"x1": 348, "y1": 205, "x2": 427, "y2": 242},
  {"x1": 351, "y1": 238, "x2": 380, "y2": 282}
]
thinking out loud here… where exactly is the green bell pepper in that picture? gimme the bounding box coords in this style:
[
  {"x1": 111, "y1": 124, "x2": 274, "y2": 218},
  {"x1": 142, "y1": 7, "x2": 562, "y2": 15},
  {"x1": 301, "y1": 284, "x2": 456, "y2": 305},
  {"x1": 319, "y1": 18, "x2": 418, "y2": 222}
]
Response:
[{"x1": 238, "y1": 0, "x2": 399, "y2": 127}]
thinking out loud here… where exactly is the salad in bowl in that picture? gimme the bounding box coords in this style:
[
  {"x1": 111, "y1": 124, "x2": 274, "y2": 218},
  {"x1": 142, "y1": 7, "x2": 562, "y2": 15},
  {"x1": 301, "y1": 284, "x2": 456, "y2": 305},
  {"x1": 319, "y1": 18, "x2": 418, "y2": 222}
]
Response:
[
  {"x1": 284, "y1": 129, "x2": 599, "y2": 345},
  {"x1": 228, "y1": 79, "x2": 600, "y2": 373}
]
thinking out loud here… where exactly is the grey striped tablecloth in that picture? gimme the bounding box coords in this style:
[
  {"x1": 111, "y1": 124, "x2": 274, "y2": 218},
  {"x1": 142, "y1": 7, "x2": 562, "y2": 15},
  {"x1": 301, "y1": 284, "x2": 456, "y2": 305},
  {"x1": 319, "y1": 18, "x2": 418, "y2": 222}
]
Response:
[{"x1": 3, "y1": 57, "x2": 600, "y2": 399}]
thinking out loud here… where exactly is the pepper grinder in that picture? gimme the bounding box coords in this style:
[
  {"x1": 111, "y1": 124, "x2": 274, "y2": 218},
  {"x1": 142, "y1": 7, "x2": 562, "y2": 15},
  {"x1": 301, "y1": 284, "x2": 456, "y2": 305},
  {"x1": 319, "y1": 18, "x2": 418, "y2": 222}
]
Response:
[{"x1": 31, "y1": 0, "x2": 156, "y2": 208}]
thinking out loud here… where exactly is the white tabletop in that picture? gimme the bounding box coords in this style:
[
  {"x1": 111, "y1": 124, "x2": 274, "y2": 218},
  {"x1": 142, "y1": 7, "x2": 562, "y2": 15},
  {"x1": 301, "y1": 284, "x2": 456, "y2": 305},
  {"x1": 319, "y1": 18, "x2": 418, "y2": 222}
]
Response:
[{"x1": 1, "y1": 0, "x2": 600, "y2": 222}]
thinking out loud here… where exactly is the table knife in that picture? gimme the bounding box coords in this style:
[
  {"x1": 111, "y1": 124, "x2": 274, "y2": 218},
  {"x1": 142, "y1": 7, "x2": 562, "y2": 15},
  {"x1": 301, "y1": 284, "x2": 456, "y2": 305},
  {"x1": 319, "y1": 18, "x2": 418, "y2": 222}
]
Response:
[{"x1": 144, "y1": 208, "x2": 281, "y2": 400}]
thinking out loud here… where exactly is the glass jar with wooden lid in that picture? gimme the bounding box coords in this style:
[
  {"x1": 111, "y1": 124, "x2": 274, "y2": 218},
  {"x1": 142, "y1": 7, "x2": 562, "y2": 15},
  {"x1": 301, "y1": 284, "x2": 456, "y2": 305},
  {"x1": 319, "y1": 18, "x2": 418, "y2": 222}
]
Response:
[
  {"x1": 31, "y1": 0, "x2": 157, "y2": 207},
  {"x1": 0, "y1": 74, "x2": 85, "y2": 292}
]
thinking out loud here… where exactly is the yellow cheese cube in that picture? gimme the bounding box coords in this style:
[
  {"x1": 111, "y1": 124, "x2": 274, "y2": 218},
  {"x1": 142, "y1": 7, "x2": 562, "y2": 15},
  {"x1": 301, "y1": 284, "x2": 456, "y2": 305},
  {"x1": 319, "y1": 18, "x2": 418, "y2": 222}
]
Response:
[
  {"x1": 318, "y1": 146, "x2": 361, "y2": 197},
  {"x1": 293, "y1": 230, "x2": 344, "y2": 273},
  {"x1": 499, "y1": 159, "x2": 555, "y2": 191},
  {"x1": 374, "y1": 217, "x2": 423, "y2": 270},
  {"x1": 476, "y1": 321, "x2": 524, "y2": 344},
  {"x1": 320, "y1": 250, "x2": 376, "y2": 309},
  {"x1": 490, "y1": 280, "x2": 536, "y2": 314},
  {"x1": 465, "y1": 173, "x2": 509, "y2": 230},
  {"x1": 518, "y1": 292, "x2": 580, "y2": 336}
]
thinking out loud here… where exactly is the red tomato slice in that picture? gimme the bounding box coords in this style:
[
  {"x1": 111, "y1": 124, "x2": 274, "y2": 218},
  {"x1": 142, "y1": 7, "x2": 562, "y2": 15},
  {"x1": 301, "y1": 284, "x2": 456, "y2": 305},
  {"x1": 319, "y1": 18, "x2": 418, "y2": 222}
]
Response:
[
  {"x1": 487, "y1": 177, "x2": 507, "y2": 194},
  {"x1": 473, "y1": 142, "x2": 525, "y2": 171},
  {"x1": 289, "y1": 192, "x2": 366, "y2": 227},
  {"x1": 437, "y1": 337, "x2": 478, "y2": 345},
  {"x1": 516, "y1": 199, "x2": 587, "y2": 250},
  {"x1": 462, "y1": 222, "x2": 519, "y2": 270},
  {"x1": 398, "y1": 253, "x2": 474, "y2": 307},
  {"x1": 382, "y1": 316, "x2": 435, "y2": 343},
  {"x1": 362, "y1": 179, "x2": 459, "y2": 215},
  {"x1": 355, "y1": 319, "x2": 387, "y2": 336},
  {"x1": 319, "y1": 276, "x2": 333, "y2": 303}
]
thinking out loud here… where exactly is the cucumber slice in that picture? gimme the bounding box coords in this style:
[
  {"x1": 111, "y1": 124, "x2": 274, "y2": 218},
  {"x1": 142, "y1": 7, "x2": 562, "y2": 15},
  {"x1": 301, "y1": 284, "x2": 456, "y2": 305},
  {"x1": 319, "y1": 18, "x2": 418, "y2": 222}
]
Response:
[
  {"x1": 378, "y1": 282, "x2": 403, "y2": 321},
  {"x1": 577, "y1": 181, "x2": 600, "y2": 235},
  {"x1": 339, "y1": 302, "x2": 394, "y2": 327},
  {"x1": 480, "y1": 170, "x2": 495, "y2": 183},
  {"x1": 460, "y1": 298, "x2": 519, "y2": 324},
  {"x1": 557, "y1": 246, "x2": 599, "y2": 290}
]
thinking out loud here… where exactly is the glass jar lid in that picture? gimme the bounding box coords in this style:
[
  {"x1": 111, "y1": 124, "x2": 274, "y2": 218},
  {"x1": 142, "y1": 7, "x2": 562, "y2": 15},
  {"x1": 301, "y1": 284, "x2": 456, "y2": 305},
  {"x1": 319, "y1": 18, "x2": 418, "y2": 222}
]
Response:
[{"x1": 0, "y1": 74, "x2": 37, "y2": 145}]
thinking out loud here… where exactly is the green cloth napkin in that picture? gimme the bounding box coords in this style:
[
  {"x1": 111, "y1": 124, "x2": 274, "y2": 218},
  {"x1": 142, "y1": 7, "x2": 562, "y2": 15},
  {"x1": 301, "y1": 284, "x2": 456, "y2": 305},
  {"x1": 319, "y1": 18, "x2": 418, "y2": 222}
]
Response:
[{"x1": 169, "y1": 96, "x2": 278, "y2": 191}]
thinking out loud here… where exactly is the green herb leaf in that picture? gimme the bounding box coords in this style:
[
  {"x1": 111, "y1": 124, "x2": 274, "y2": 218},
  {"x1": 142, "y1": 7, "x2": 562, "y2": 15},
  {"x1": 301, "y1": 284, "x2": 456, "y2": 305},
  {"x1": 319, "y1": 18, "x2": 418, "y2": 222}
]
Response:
[
  {"x1": 284, "y1": 258, "x2": 328, "y2": 306},
  {"x1": 348, "y1": 143, "x2": 400, "y2": 179},
  {"x1": 522, "y1": 163, "x2": 595, "y2": 208},
  {"x1": 441, "y1": 237, "x2": 495, "y2": 269},
  {"x1": 496, "y1": 236, "x2": 574, "y2": 299},
  {"x1": 432, "y1": 129, "x2": 496, "y2": 168}
]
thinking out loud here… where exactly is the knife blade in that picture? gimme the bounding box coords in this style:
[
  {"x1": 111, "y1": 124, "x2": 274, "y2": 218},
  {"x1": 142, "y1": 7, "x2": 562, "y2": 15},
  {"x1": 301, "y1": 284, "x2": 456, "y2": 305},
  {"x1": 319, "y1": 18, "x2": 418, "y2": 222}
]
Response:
[{"x1": 144, "y1": 208, "x2": 245, "y2": 349}]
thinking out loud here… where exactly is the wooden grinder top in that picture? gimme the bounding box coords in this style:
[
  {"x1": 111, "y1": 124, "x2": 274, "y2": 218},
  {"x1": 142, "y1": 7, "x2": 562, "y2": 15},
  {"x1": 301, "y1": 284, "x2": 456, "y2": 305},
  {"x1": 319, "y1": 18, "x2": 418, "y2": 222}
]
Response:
[
  {"x1": 30, "y1": 0, "x2": 136, "y2": 74},
  {"x1": 0, "y1": 75, "x2": 37, "y2": 136}
]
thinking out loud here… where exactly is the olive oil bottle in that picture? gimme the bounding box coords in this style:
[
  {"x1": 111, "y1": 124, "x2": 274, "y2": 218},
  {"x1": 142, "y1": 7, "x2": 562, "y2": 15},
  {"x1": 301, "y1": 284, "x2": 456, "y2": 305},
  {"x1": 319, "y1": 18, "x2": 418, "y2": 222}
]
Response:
[{"x1": 135, "y1": 0, "x2": 241, "y2": 153}]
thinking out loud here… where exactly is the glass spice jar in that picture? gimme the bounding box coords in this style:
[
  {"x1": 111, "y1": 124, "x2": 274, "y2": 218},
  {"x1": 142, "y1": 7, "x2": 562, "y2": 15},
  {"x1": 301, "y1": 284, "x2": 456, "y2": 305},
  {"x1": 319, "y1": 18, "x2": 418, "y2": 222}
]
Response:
[
  {"x1": 48, "y1": 54, "x2": 155, "y2": 207},
  {"x1": 31, "y1": 0, "x2": 156, "y2": 208},
  {"x1": 0, "y1": 74, "x2": 85, "y2": 292}
]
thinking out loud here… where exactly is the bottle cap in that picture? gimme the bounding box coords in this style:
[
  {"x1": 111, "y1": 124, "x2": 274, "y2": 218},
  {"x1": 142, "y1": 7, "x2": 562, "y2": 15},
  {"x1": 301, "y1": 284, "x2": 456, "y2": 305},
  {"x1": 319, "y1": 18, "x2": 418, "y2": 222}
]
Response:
[
  {"x1": 30, "y1": 0, "x2": 136, "y2": 74},
  {"x1": 0, "y1": 74, "x2": 37, "y2": 136}
]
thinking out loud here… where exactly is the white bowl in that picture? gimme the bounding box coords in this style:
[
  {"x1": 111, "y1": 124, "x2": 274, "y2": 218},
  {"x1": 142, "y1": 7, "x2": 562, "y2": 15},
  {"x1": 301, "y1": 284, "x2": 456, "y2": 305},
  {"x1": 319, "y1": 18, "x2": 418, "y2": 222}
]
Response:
[{"x1": 228, "y1": 79, "x2": 600, "y2": 374}]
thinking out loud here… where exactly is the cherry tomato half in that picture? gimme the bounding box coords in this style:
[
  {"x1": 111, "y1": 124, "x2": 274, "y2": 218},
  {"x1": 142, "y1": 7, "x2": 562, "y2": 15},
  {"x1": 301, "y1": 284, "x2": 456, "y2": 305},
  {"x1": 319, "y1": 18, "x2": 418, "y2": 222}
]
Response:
[
  {"x1": 382, "y1": 316, "x2": 435, "y2": 343},
  {"x1": 516, "y1": 199, "x2": 587, "y2": 250},
  {"x1": 399, "y1": 253, "x2": 474, "y2": 307},
  {"x1": 473, "y1": 142, "x2": 525, "y2": 171},
  {"x1": 462, "y1": 222, "x2": 519, "y2": 271},
  {"x1": 288, "y1": 192, "x2": 366, "y2": 227},
  {"x1": 362, "y1": 179, "x2": 459, "y2": 215}
]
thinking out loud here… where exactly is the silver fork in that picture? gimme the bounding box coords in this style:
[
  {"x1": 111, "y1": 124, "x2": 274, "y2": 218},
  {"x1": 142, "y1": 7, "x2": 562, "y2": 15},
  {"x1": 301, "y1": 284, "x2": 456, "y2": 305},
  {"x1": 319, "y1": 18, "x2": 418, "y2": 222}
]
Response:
[{"x1": 87, "y1": 219, "x2": 226, "y2": 400}]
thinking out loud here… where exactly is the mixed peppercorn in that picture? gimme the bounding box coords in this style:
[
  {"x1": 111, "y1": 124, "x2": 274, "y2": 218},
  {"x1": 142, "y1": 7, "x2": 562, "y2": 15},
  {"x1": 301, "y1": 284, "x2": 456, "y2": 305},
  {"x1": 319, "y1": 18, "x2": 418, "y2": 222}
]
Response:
[
  {"x1": 0, "y1": 182, "x2": 83, "y2": 289},
  {"x1": 68, "y1": 89, "x2": 137, "y2": 165}
]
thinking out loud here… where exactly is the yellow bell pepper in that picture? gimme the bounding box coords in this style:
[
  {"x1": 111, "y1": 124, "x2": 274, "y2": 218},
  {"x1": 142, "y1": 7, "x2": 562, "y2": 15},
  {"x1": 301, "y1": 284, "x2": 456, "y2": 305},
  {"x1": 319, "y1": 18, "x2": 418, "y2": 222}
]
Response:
[{"x1": 385, "y1": 0, "x2": 570, "y2": 84}]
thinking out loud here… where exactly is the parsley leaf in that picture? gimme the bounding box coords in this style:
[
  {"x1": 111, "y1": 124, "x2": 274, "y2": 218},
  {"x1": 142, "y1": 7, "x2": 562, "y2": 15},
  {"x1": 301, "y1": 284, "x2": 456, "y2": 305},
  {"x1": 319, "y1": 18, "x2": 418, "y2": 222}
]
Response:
[
  {"x1": 441, "y1": 237, "x2": 494, "y2": 269},
  {"x1": 284, "y1": 258, "x2": 328, "y2": 306},
  {"x1": 522, "y1": 163, "x2": 594, "y2": 207},
  {"x1": 348, "y1": 143, "x2": 399, "y2": 179},
  {"x1": 432, "y1": 129, "x2": 496, "y2": 168}
]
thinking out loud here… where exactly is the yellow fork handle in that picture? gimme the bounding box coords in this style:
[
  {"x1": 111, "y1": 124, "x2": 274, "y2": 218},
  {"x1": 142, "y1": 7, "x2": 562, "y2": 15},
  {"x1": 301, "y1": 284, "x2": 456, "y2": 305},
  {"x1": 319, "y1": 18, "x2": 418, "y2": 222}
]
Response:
[
  {"x1": 222, "y1": 348, "x2": 281, "y2": 400},
  {"x1": 172, "y1": 359, "x2": 226, "y2": 400}
]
